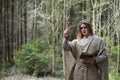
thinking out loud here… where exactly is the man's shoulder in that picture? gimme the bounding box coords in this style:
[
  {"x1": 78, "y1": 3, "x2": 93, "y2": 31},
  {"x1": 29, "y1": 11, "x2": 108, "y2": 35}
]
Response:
[
  {"x1": 71, "y1": 39, "x2": 77, "y2": 42},
  {"x1": 93, "y1": 35, "x2": 104, "y2": 41},
  {"x1": 71, "y1": 39, "x2": 81, "y2": 44}
]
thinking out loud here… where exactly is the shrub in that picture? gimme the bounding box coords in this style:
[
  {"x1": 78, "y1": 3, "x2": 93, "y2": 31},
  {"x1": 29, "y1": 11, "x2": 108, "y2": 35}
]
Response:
[
  {"x1": 14, "y1": 38, "x2": 52, "y2": 76},
  {"x1": 109, "y1": 70, "x2": 120, "y2": 80},
  {"x1": 109, "y1": 45, "x2": 120, "y2": 80}
]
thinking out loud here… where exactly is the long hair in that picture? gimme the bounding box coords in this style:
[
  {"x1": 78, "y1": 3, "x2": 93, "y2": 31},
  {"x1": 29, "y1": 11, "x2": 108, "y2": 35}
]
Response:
[{"x1": 76, "y1": 20, "x2": 94, "y2": 39}]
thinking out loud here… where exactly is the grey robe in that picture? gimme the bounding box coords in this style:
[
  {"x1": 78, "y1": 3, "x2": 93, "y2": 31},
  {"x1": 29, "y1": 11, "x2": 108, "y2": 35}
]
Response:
[{"x1": 63, "y1": 36, "x2": 109, "y2": 80}]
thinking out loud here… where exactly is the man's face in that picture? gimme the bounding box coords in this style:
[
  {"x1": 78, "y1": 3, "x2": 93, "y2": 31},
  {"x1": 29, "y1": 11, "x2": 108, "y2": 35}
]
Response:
[{"x1": 80, "y1": 24, "x2": 90, "y2": 37}]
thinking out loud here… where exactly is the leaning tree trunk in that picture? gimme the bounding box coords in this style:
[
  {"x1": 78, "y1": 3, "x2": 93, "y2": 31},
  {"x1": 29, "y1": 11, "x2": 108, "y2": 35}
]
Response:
[{"x1": 62, "y1": 0, "x2": 75, "y2": 80}]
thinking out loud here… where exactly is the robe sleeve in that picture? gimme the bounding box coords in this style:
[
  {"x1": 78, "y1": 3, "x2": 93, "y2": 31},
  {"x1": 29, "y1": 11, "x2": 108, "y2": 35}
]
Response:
[
  {"x1": 95, "y1": 38, "x2": 109, "y2": 80},
  {"x1": 95, "y1": 39, "x2": 108, "y2": 63},
  {"x1": 63, "y1": 38, "x2": 77, "y2": 51},
  {"x1": 63, "y1": 38, "x2": 77, "y2": 59}
]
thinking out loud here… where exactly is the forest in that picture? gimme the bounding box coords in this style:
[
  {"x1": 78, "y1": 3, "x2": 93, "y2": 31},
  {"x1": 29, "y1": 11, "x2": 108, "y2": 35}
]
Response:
[{"x1": 0, "y1": 0, "x2": 120, "y2": 80}]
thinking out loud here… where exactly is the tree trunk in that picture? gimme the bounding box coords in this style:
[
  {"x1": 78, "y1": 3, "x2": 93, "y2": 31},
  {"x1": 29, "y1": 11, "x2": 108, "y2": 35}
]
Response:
[
  {"x1": 0, "y1": 0, "x2": 4, "y2": 74},
  {"x1": 10, "y1": 0, "x2": 14, "y2": 62},
  {"x1": 16, "y1": 0, "x2": 20, "y2": 50},
  {"x1": 23, "y1": 0, "x2": 27, "y2": 44},
  {"x1": 32, "y1": 0, "x2": 37, "y2": 41}
]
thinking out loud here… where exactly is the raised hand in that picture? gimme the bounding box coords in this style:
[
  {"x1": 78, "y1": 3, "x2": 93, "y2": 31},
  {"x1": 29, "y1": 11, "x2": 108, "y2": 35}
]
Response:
[{"x1": 64, "y1": 27, "x2": 70, "y2": 39}]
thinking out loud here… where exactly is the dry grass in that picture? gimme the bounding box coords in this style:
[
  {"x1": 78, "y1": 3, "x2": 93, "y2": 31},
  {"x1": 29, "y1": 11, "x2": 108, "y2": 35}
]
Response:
[
  {"x1": 1, "y1": 74, "x2": 64, "y2": 80},
  {"x1": 0, "y1": 67, "x2": 64, "y2": 80}
]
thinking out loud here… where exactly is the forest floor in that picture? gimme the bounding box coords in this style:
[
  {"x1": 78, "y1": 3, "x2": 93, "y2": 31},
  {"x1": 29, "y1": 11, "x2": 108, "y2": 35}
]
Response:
[
  {"x1": 0, "y1": 67, "x2": 64, "y2": 80},
  {"x1": 2, "y1": 74, "x2": 63, "y2": 80}
]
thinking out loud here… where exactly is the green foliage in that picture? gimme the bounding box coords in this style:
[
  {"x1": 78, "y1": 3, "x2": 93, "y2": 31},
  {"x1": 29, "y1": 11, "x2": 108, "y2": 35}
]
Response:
[
  {"x1": 102, "y1": 36, "x2": 112, "y2": 46},
  {"x1": 14, "y1": 38, "x2": 52, "y2": 76},
  {"x1": 55, "y1": 56, "x2": 63, "y2": 77},
  {"x1": 109, "y1": 45, "x2": 120, "y2": 68},
  {"x1": 109, "y1": 45, "x2": 120, "y2": 80},
  {"x1": 0, "y1": 61, "x2": 14, "y2": 76},
  {"x1": 109, "y1": 70, "x2": 120, "y2": 80},
  {"x1": 102, "y1": 36, "x2": 120, "y2": 79},
  {"x1": 14, "y1": 38, "x2": 63, "y2": 77}
]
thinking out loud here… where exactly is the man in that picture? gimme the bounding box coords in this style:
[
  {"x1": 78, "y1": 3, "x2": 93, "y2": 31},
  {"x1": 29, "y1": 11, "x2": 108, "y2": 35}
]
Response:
[{"x1": 63, "y1": 20, "x2": 109, "y2": 80}]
